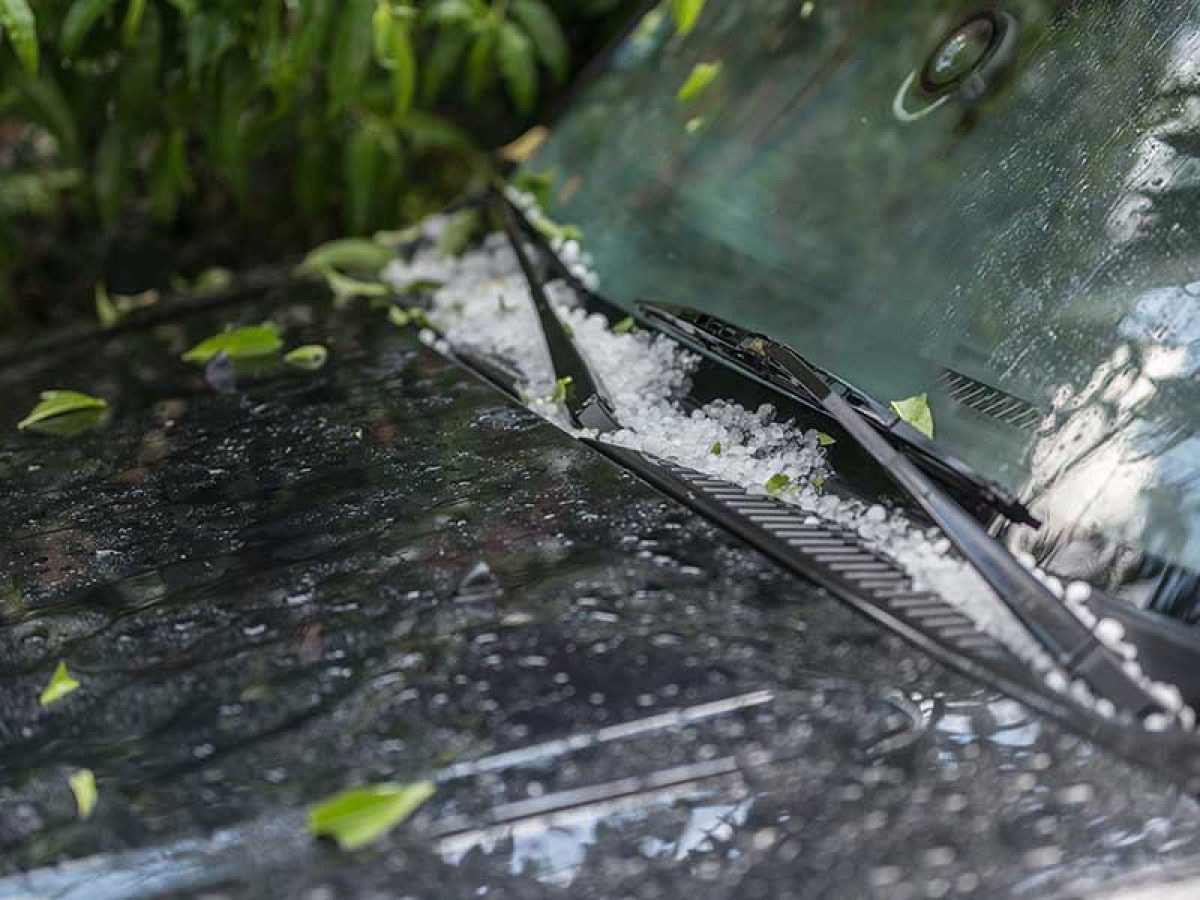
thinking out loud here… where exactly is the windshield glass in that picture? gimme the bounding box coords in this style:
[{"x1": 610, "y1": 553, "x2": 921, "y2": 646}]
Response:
[{"x1": 526, "y1": 0, "x2": 1200, "y2": 589}]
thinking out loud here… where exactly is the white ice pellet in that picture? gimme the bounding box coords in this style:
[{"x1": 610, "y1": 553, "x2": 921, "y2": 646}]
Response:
[
  {"x1": 1150, "y1": 683, "x2": 1184, "y2": 714},
  {"x1": 1144, "y1": 712, "x2": 1171, "y2": 732},
  {"x1": 1094, "y1": 618, "x2": 1125, "y2": 647},
  {"x1": 1064, "y1": 581, "x2": 1092, "y2": 605}
]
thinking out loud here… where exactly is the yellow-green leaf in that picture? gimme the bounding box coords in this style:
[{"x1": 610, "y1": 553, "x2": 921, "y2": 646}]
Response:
[
  {"x1": 308, "y1": 781, "x2": 434, "y2": 850},
  {"x1": 677, "y1": 61, "x2": 721, "y2": 103},
  {"x1": 0, "y1": 0, "x2": 38, "y2": 73},
  {"x1": 709, "y1": 441, "x2": 721, "y2": 455},
  {"x1": 765, "y1": 473, "x2": 791, "y2": 495},
  {"x1": 95, "y1": 282, "x2": 120, "y2": 328},
  {"x1": 611, "y1": 316, "x2": 636, "y2": 335},
  {"x1": 890, "y1": 392, "x2": 935, "y2": 439},
  {"x1": 437, "y1": 209, "x2": 481, "y2": 257},
  {"x1": 550, "y1": 375, "x2": 572, "y2": 404},
  {"x1": 817, "y1": 431, "x2": 836, "y2": 446},
  {"x1": 181, "y1": 324, "x2": 283, "y2": 364},
  {"x1": 302, "y1": 238, "x2": 394, "y2": 276},
  {"x1": 284, "y1": 345, "x2": 329, "y2": 371},
  {"x1": 319, "y1": 266, "x2": 390, "y2": 301},
  {"x1": 388, "y1": 306, "x2": 410, "y2": 327},
  {"x1": 19, "y1": 391, "x2": 108, "y2": 430},
  {"x1": 670, "y1": 0, "x2": 706, "y2": 36},
  {"x1": 40, "y1": 661, "x2": 81, "y2": 706},
  {"x1": 69, "y1": 769, "x2": 97, "y2": 819}
]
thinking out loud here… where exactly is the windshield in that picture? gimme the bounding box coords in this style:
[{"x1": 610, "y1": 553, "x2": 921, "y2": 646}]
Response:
[{"x1": 526, "y1": 0, "x2": 1200, "y2": 596}]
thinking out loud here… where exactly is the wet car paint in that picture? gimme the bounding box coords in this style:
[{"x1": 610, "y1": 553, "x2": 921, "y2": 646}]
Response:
[{"x1": 2, "y1": 290, "x2": 1200, "y2": 897}]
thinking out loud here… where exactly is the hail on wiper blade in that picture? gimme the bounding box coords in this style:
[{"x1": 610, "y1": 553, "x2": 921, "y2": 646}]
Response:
[
  {"x1": 650, "y1": 306, "x2": 1162, "y2": 720},
  {"x1": 496, "y1": 197, "x2": 620, "y2": 434},
  {"x1": 638, "y1": 301, "x2": 1039, "y2": 528}
]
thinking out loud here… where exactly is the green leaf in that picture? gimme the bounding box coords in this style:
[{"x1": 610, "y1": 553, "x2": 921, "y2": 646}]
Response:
[
  {"x1": 497, "y1": 22, "x2": 536, "y2": 114},
  {"x1": 287, "y1": 0, "x2": 335, "y2": 88},
  {"x1": 122, "y1": 0, "x2": 147, "y2": 45},
  {"x1": 308, "y1": 781, "x2": 434, "y2": 850},
  {"x1": 437, "y1": 209, "x2": 481, "y2": 257},
  {"x1": 671, "y1": 0, "x2": 706, "y2": 36},
  {"x1": 61, "y1": 0, "x2": 119, "y2": 57},
  {"x1": 284, "y1": 345, "x2": 329, "y2": 371},
  {"x1": 344, "y1": 122, "x2": 386, "y2": 234},
  {"x1": 94, "y1": 123, "x2": 128, "y2": 228},
  {"x1": 181, "y1": 324, "x2": 284, "y2": 364},
  {"x1": 39, "y1": 661, "x2": 81, "y2": 706},
  {"x1": 550, "y1": 375, "x2": 572, "y2": 404},
  {"x1": 193, "y1": 267, "x2": 232, "y2": 293},
  {"x1": 318, "y1": 267, "x2": 390, "y2": 301},
  {"x1": 0, "y1": 0, "x2": 38, "y2": 74},
  {"x1": 421, "y1": 29, "x2": 469, "y2": 104},
  {"x1": 465, "y1": 27, "x2": 496, "y2": 102},
  {"x1": 388, "y1": 25, "x2": 417, "y2": 119},
  {"x1": 95, "y1": 282, "x2": 119, "y2": 328},
  {"x1": 511, "y1": 0, "x2": 568, "y2": 83},
  {"x1": 677, "y1": 61, "x2": 721, "y2": 103},
  {"x1": 709, "y1": 441, "x2": 721, "y2": 455},
  {"x1": 765, "y1": 473, "x2": 791, "y2": 496},
  {"x1": 17, "y1": 70, "x2": 81, "y2": 163},
  {"x1": 328, "y1": 0, "x2": 374, "y2": 114},
  {"x1": 303, "y1": 239, "x2": 394, "y2": 276},
  {"x1": 890, "y1": 392, "x2": 935, "y2": 439},
  {"x1": 149, "y1": 128, "x2": 192, "y2": 223},
  {"x1": 19, "y1": 391, "x2": 108, "y2": 431},
  {"x1": 611, "y1": 316, "x2": 636, "y2": 335},
  {"x1": 512, "y1": 168, "x2": 555, "y2": 209},
  {"x1": 817, "y1": 431, "x2": 837, "y2": 446},
  {"x1": 425, "y1": 0, "x2": 473, "y2": 26},
  {"x1": 388, "y1": 306, "x2": 410, "y2": 328},
  {"x1": 69, "y1": 769, "x2": 97, "y2": 819}
]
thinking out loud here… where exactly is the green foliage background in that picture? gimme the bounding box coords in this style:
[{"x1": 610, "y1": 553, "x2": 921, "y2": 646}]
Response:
[{"x1": 0, "y1": 0, "x2": 637, "y2": 331}]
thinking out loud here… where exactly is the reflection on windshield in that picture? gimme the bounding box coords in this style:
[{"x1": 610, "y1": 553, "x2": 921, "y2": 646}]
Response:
[{"x1": 528, "y1": 0, "x2": 1200, "y2": 596}]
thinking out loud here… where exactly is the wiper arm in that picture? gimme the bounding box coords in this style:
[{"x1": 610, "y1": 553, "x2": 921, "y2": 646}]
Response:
[
  {"x1": 639, "y1": 302, "x2": 1039, "y2": 528},
  {"x1": 641, "y1": 306, "x2": 1164, "y2": 720},
  {"x1": 496, "y1": 198, "x2": 620, "y2": 433}
]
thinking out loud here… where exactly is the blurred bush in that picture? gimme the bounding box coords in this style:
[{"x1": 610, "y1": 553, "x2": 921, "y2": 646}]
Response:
[{"x1": 0, "y1": 0, "x2": 639, "y2": 330}]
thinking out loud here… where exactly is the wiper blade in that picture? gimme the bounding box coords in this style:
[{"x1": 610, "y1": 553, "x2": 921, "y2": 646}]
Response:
[
  {"x1": 639, "y1": 301, "x2": 1040, "y2": 527},
  {"x1": 640, "y1": 306, "x2": 1164, "y2": 720},
  {"x1": 496, "y1": 198, "x2": 620, "y2": 433}
]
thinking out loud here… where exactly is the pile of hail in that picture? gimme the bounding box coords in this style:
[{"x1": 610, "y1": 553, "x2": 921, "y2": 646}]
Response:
[{"x1": 382, "y1": 194, "x2": 1193, "y2": 732}]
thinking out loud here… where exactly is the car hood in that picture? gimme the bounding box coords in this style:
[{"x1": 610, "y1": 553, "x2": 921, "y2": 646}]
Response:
[{"x1": 2, "y1": 286, "x2": 1200, "y2": 897}]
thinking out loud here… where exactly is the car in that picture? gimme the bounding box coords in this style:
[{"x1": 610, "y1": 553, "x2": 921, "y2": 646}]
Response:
[{"x1": 4, "y1": 1, "x2": 1200, "y2": 897}]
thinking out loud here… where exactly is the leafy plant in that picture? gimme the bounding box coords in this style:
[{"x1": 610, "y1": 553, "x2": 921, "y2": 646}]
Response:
[{"x1": 0, "y1": 0, "x2": 637, "y2": 331}]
